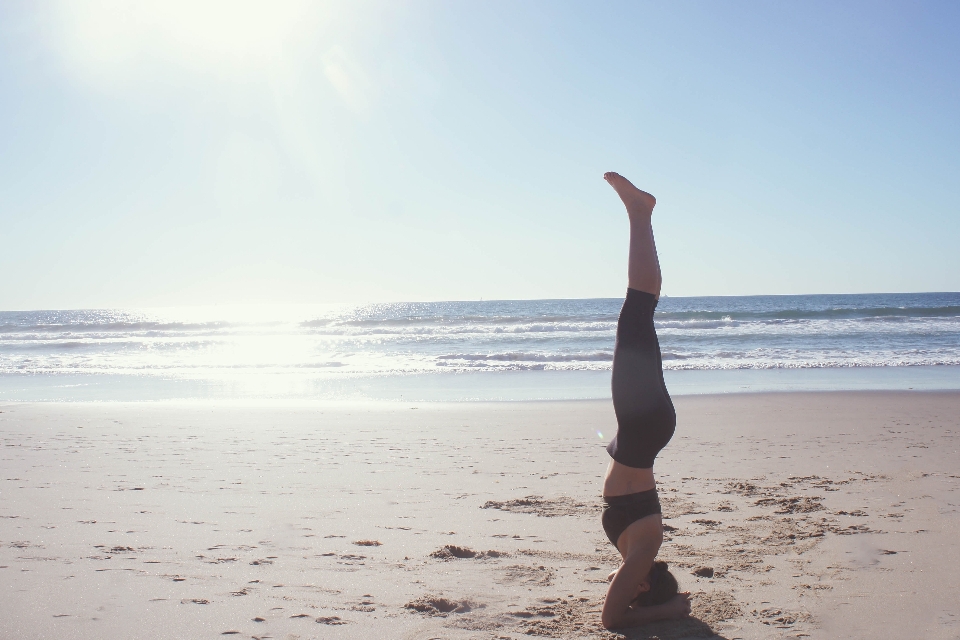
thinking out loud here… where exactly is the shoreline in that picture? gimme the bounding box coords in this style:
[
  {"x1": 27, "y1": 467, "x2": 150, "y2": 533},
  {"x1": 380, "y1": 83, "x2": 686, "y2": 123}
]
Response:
[
  {"x1": 2, "y1": 364, "x2": 959, "y2": 403},
  {"x1": 3, "y1": 386, "x2": 960, "y2": 409}
]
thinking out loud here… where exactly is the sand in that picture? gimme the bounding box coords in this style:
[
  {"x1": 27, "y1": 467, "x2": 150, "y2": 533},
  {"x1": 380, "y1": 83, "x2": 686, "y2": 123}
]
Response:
[{"x1": 2, "y1": 391, "x2": 959, "y2": 639}]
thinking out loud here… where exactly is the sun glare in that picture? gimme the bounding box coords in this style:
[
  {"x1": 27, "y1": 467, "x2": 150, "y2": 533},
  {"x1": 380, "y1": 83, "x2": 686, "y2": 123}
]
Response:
[{"x1": 52, "y1": 0, "x2": 319, "y2": 79}]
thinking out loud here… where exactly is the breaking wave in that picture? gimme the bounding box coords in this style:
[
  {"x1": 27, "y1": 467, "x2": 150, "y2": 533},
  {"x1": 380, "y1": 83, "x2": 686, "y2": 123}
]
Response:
[{"x1": 1, "y1": 292, "x2": 958, "y2": 377}]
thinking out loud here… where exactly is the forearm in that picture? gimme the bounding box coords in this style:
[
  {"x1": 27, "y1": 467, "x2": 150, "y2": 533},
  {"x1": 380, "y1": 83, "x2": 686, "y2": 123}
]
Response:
[
  {"x1": 607, "y1": 601, "x2": 675, "y2": 629},
  {"x1": 600, "y1": 533, "x2": 663, "y2": 630}
]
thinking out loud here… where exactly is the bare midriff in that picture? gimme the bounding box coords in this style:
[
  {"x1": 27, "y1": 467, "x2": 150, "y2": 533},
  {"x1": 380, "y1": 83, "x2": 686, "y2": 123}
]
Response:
[{"x1": 602, "y1": 459, "x2": 656, "y2": 497}]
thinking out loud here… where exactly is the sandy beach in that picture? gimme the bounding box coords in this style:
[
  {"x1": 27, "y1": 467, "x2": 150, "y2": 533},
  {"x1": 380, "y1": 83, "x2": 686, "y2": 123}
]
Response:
[{"x1": 2, "y1": 391, "x2": 959, "y2": 639}]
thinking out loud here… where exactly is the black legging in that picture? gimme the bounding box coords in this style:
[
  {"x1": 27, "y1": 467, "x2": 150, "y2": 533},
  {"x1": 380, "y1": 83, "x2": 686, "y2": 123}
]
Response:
[{"x1": 605, "y1": 288, "x2": 676, "y2": 469}]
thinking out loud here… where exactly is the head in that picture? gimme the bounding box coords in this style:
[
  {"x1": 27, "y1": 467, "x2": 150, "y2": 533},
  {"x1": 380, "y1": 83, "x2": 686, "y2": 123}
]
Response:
[{"x1": 632, "y1": 560, "x2": 679, "y2": 607}]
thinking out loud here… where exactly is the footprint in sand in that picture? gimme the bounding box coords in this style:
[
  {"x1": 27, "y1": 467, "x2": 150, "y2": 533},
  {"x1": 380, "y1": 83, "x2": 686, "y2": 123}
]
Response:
[
  {"x1": 756, "y1": 496, "x2": 824, "y2": 514},
  {"x1": 511, "y1": 597, "x2": 604, "y2": 637},
  {"x1": 481, "y1": 496, "x2": 595, "y2": 517},
  {"x1": 750, "y1": 606, "x2": 810, "y2": 627},
  {"x1": 430, "y1": 545, "x2": 509, "y2": 560},
  {"x1": 405, "y1": 595, "x2": 477, "y2": 616},
  {"x1": 497, "y1": 564, "x2": 555, "y2": 587},
  {"x1": 692, "y1": 590, "x2": 741, "y2": 624},
  {"x1": 692, "y1": 519, "x2": 722, "y2": 527}
]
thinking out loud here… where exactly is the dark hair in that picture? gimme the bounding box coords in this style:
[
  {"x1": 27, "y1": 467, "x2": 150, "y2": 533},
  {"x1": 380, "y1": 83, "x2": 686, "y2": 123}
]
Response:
[{"x1": 632, "y1": 561, "x2": 679, "y2": 607}]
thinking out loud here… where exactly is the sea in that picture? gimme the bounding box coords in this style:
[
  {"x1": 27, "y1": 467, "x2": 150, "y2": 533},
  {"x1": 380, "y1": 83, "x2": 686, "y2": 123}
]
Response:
[{"x1": 1, "y1": 292, "x2": 959, "y2": 402}]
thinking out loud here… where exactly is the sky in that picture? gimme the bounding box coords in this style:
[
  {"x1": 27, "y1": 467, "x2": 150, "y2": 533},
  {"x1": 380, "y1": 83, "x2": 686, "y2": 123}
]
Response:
[{"x1": 1, "y1": 0, "x2": 959, "y2": 309}]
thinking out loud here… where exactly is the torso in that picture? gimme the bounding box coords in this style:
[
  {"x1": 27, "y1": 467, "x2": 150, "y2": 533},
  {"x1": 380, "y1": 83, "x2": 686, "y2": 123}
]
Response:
[{"x1": 602, "y1": 459, "x2": 656, "y2": 497}]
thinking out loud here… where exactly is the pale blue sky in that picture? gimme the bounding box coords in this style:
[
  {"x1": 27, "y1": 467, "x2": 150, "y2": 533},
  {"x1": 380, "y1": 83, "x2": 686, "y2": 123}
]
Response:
[{"x1": 1, "y1": 1, "x2": 958, "y2": 309}]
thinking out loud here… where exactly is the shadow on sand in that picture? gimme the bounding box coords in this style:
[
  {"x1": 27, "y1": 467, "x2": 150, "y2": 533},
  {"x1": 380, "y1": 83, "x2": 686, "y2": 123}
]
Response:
[{"x1": 617, "y1": 616, "x2": 730, "y2": 640}]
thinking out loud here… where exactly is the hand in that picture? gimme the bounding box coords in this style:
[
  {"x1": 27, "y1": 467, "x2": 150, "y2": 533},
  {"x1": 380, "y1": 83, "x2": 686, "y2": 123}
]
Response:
[{"x1": 663, "y1": 592, "x2": 692, "y2": 619}]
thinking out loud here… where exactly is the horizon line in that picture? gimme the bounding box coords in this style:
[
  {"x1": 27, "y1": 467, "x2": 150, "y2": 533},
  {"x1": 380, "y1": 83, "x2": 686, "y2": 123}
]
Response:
[{"x1": 2, "y1": 290, "x2": 959, "y2": 313}]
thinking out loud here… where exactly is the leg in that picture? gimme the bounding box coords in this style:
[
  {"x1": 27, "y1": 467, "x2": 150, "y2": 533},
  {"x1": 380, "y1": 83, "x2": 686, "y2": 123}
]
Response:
[
  {"x1": 603, "y1": 172, "x2": 662, "y2": 296},
  {"x1": 601, "y1": 172, "x2": 675, "y2": 496}
]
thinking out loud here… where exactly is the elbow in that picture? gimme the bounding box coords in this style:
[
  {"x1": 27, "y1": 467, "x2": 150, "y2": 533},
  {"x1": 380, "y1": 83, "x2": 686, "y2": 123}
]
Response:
[{"x1": 600, "y1": 610, "x2": 621, "y2": 631}]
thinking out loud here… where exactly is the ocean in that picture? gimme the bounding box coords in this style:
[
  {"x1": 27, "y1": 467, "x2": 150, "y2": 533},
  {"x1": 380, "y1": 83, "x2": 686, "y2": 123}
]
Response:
[{"x1": 1, "y1": 292, "x2": 959, "y2": 402}]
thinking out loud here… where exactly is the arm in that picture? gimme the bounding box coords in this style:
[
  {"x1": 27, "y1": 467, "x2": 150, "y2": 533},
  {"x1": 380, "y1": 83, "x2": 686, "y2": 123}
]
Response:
[
  {"x1": 601, "y1": 526, "x2": 665, "y2": 629},
  {"x1": 601, "y1": 552, "x2": 650, "y2": 629},
  {"x1": 600, "y1": 516, "x2": 690, "y2": 630},
  {"x1": 602, "y1": 554, "x2": 691, "y2": 629},
  {"x1": 606, "y1": 592, "x2": 692, "y2": 629}
]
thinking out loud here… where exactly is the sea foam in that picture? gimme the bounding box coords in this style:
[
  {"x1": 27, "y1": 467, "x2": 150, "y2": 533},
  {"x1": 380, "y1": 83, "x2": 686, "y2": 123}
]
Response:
[{"x1": 1, "y1": 293, "x2": 959, "y2": 382}]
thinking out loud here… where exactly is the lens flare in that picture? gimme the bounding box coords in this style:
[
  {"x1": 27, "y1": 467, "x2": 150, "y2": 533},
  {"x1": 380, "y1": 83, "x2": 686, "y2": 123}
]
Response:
[{"x1": 597, "y1": 430, "x2": 603, "y2": 439}]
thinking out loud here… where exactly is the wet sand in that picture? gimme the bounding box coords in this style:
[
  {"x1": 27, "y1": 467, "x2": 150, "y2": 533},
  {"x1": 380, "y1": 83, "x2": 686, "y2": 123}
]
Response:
[{"x1": 2, "y1": 392, "x2": 959, "y2": 639}]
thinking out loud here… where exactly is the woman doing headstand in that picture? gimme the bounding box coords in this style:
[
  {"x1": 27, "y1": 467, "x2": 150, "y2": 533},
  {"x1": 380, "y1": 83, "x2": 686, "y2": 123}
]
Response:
[{"x1": 600, "y1": 172, "x2": 691, "y2": 630}]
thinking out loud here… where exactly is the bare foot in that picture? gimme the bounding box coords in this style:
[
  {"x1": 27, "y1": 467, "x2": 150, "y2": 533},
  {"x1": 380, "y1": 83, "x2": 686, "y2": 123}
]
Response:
[{"x1": 603, "y1": 172, "x2": 656, "y2": 218}]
